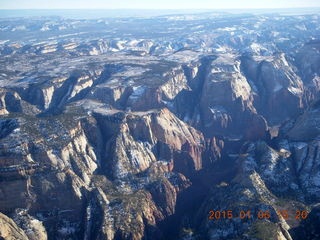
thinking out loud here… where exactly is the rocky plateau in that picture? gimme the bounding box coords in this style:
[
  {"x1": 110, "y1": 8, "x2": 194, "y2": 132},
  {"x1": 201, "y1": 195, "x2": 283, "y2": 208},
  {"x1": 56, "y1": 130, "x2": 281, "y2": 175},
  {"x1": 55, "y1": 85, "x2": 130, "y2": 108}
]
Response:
[{"x1": 0, "y1": 10, "x2": 320, "y2": 240}]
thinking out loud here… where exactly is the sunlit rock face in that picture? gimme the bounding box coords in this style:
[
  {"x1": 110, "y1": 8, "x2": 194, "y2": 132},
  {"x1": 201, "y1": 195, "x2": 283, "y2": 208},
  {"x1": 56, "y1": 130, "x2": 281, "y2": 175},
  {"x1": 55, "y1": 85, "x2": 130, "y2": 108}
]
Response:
[
  {"x1": 0, "y1": 212, "x2": 29, "y2": 240},
  {"x1": 1, "y1": 11, "x2": 320, "y2": 240},
  {"x1": 241, "y1": 54, "x2": 304, "y2": 124}
]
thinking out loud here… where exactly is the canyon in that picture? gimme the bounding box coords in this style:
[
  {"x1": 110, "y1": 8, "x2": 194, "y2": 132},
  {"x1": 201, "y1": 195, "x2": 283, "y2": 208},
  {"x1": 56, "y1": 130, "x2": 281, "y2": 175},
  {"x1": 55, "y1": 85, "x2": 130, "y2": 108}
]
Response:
[{"x1": 0, "y1": 11, "x2": 320, "y2": 239}]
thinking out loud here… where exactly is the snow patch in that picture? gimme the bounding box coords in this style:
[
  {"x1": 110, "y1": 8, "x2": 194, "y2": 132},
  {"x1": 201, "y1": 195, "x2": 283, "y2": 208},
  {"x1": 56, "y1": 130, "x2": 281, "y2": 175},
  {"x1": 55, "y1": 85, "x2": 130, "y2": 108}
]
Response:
[{"x1": 129, "y1": 86, "x2": 146, "y2": 100}]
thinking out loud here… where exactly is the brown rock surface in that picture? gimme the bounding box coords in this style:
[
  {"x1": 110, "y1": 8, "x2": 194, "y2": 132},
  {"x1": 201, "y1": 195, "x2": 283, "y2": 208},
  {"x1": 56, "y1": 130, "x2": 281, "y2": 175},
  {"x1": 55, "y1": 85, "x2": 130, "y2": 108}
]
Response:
[{"x1": 0, "y1": 212, "x2": 28, "y2": 240}]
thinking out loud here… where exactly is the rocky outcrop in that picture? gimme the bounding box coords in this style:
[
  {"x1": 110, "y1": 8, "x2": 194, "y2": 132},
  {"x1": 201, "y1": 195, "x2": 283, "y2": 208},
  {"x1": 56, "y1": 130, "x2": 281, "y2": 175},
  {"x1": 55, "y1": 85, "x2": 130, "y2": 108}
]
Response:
[
  {"x1": 94, "y1": 108, "x2": 204, "y2": 179},
  {"x1": 0, "y1": 212, "x2": 28, "y2": 240},
  {"x1": 0, "y1": 113, "x2": 99, "y2": 238},
  {"x1": 199, "y1": 54, "x2": 268, "y2": 140},
  {"x1": 241, "y1": 53, "x2": 304, "y2": 125},
  {"x1": 1, "y1": 13, "x2": 320, "y2": 240},
  {"x1": 0, "y1": 90, "x2": 25, "y2": 114},
  {"x1": 287, "y1": 100, "x2": 320, "y2": 141},
  {"x1": 13, "y1": 210, "x2": 48, "y2": 240},
  {"x1": 90, "y1": 173, "x2": 191, "y2": 240},
  {"x1": 295, "y1": 41, "x2": 320, "y2": 106},
  {"x1": 0, "y1": 106, "x2": 205, "y2": 239},
  {"x1": 191, "y1": 104, "x2": 320, "y2": 239},
  {"x1": 126, "y1": 66, "x2": 190, "y2": 111}
]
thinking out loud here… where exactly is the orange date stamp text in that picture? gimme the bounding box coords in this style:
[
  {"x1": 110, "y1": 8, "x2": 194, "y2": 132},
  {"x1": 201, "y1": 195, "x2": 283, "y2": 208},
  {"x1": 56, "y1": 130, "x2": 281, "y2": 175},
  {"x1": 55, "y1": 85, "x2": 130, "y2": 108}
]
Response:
[{"x1": 208, "y1": 209, "x2": 308, "y2": 220}]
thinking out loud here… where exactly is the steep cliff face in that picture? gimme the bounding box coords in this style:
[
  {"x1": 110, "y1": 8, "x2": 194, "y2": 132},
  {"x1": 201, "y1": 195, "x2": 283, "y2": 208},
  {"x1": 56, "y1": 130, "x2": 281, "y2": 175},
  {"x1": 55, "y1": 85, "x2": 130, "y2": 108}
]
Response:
[
  {"x1": 0, "y1": 103, "x2": 206, "y2": 239},
  {"x1": 192, "y1": 102, "x2": 320, "y2": 239},
  {"x1": 0, "y1": 111, "x2": 100, "y2": 238},
  {"x1": 287, "y1": 100, "x2": 320, "y2": 141},
  {"x1": 241, "y1": 53, "x2": 304, "y2": 125},
  {"x1": 126, "y1": 66, "x2": 190, "y2": 111},
  {"x1": 295, "y1": 41, "x2": 320, "y2": 104},
  {"x1": 285, "y1": 102, "x2": 320, "y2": 201},
  {"x1": 199, "y1": 54, "x2": 268, "y2": 140},
  {"x1": 90, "y1": 173, "x2": 191, "y2": 240},
  {"x1": 92, "y1": 107, "x2": 204, "y2": 179},
  {"x1": 79, "y1": 107, "x2": 204, "y2": 239},
  {"x1": 195, "y1": 170, "x2": 293, "y2": 240}
]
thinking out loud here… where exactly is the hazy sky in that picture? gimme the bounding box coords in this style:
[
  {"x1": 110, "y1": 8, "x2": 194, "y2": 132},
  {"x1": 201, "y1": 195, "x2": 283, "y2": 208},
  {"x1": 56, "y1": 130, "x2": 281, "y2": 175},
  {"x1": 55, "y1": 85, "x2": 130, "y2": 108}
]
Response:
[{"x1": 1, "y1": 0, "x2": 320, "y2": 9}]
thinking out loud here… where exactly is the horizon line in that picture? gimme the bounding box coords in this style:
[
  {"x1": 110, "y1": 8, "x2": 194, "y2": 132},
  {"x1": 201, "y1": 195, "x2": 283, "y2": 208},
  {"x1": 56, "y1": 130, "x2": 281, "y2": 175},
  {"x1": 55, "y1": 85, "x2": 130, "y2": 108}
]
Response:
[{"x1": 1, "y1": 7, "x2": 320, "y2": 10}]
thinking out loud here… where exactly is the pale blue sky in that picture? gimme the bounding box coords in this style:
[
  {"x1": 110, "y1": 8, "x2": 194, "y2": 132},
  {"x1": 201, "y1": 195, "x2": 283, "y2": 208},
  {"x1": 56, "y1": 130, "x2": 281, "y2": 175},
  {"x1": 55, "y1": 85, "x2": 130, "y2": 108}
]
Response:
[{"x1": 1, "y1": 0, "x2": 320, "y2": 9}]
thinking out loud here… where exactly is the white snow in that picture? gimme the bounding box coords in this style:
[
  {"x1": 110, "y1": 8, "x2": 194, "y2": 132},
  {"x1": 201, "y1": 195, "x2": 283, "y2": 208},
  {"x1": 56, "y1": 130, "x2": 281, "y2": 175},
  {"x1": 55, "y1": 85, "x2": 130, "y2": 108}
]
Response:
[
  {"x1": 291, "y1": 142, "x2": 308, "y2": 150},
  {"x1": 295, "y1": 24, "x2": 307, "y2": 31},
  {"x1": 288, "y1": 86, "x2": 303, "y2": 95},
  {"x1": 63, "y1": 43, "x2": 78, "y2": 50},
  {"x1": 113, "y1": 67, "x2": 148, "y2": 78},
  {"x1": 216, "y1": 27, "x2": 236, "y2": 32},
  {"x1": 12, "y1": 25, "x2": 26, "y2": 31},
  {"x1": 214, "y1": 45, "x2": 232, "y2": 53},
  {"x1": 58, "y1": 25, "x2": 67, "y2": 30},
  {"x1": 277, "y1": 38, "x2": 290, "y2": 42},
  {"x1": 129, "y1": 86, "x2": 146, "y2": 100},
  {"x1": 40, "y1": 25, "x2": 50, "y2": 31},
  {"x1": 0, "y1": 40, "x2": 9, "y2": 45},
  {"x1": 89, "y1": 47, "x2": 99, "y2": 55},
  {"x1": 210, "y1": 106, "x2": 227, "y2": 115},
  {"x1": 248, "y1": 42, "x2": 270, "y2": 55}
]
